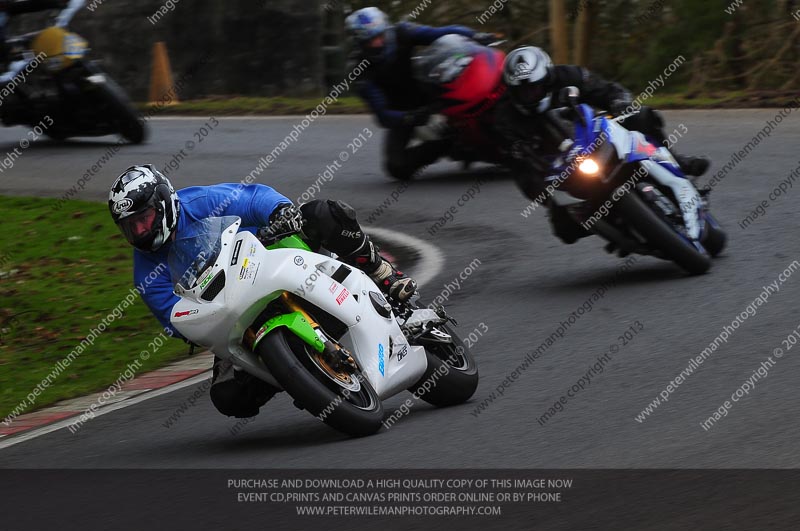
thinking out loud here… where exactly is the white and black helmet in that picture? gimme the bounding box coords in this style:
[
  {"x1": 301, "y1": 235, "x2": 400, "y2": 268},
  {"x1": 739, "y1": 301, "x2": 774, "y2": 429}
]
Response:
[
  {"x1": 503, "y1": 46, "x2": 553, "y2": 114},
  {"x1": 109, "y1": 165, "x2": 179, "y2": 252}
]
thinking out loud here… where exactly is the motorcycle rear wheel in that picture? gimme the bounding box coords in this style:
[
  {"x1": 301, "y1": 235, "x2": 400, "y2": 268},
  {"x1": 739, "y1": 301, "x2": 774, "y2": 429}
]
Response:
[
  {"x1": 257, "y1": 328, "x2": 384, "y2": 437},
  {"x1": 702, "y1": 214, "x2": 727, "y2": 257},
  {"x1": 410, "y1": 323, "x2": 479, "y2": 407}
]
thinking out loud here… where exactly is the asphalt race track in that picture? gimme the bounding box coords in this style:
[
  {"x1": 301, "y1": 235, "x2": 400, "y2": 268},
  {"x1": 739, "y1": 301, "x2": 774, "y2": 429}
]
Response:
[{"x1": 2, "y1": 111, "x2": 800, "y2": 469}]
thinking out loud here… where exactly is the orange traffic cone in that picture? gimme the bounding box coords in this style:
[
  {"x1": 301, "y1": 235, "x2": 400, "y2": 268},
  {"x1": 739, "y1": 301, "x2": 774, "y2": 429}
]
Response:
[{"x1": 149, "y1": 42, "x2": 179, "y2": 105}]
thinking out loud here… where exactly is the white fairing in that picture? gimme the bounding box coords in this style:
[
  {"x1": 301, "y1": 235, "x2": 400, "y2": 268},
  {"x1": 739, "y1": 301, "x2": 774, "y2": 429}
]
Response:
[
  {"x1": 170, "y1": 219, "x2": 429, "y2": 399},
  {"x1": 604, "y1": 119, "x2": 632, "y2": 160},
  {"x1": 606, "y1": 120, "x2": 703, "y2": 239},
  {"x1": 639, "y1": 160, "x2": 703, "y2": 239}
]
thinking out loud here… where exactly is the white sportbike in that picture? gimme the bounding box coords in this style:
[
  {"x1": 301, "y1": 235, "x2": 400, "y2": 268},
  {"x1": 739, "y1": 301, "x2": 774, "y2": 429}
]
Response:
[{"x1": 168, "y1": 217, "x2": 478, "y2": 437}]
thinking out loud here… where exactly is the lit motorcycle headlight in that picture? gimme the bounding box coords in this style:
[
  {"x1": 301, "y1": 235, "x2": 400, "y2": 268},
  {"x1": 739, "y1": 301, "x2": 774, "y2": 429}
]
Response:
[{"x1": 578, "y1": 158, "x2": 600, "y2": 176}]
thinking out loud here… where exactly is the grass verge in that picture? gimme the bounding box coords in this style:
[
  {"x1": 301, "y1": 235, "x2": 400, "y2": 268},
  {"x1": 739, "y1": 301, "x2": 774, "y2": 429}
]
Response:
[
  {"x1": 139, "y1": 96, "x2": 368, "y2": 116},
  {"x1": 646, "y1": 90, "x2": 800, "y2": 109},
  {"x1": 136, "y1": 91, "x2": 800, "y2": 116},
  {"x1": 0, "y1": 196, "x2": 189, "y2": 421}
]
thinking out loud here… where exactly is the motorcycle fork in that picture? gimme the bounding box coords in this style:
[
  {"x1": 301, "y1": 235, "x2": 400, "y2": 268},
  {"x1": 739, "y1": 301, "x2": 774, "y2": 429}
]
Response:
[
  {"x1": 242, "y1": 292, "x2": 319, "y2": 351},
  {"x1": 280, "y1": 293, "x2": 357, "y2": 373},
  {"x1": 281, "y1": 292, "x2": 319, "y2": 328}
]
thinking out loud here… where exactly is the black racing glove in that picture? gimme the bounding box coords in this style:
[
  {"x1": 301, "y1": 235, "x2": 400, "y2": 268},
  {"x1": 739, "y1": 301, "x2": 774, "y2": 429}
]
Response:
[
  {"x1": 609, "y1": 98, "x2": 634, "y2": 117},
  {"x1": 402, "y1": 107, "x2": 432, "y2": 127},
  {"x1": 472, "y1": 32, "x2": 499, "y2": 46},
  {"x1": 260, "y1": 204, "x2": 305, "y2": 240}
]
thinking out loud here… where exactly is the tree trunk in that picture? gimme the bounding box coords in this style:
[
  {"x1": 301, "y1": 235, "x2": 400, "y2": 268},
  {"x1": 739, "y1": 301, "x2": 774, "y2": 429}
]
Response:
[
  {"x1": 572, "y1": 1, "x2": 591, "y2": 65},
  {"x1": 550, "y1": 0, "x2": 570, "y2": 63}
]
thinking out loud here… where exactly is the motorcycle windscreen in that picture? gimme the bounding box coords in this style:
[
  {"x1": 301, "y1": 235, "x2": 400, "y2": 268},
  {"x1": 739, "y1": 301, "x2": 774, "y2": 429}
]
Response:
[
  {"x1": 412, "y1": 35, "x2": 505, "y2": 116},
  {"x1": 412, "y1": 34, "x2": 479, "y2": 85},
  {"x1": 168, "y1": 216, "x2": 239, "y2": 291}
]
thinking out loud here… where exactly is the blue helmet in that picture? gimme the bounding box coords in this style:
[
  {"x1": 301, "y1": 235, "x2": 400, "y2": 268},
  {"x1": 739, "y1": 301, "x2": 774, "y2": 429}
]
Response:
[{"x1": 345, "y1": 7, "x2": 389, "y2": 44}]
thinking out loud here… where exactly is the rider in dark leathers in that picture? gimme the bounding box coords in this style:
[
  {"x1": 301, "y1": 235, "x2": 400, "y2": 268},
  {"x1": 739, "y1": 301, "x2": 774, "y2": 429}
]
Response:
[
  {"x1": 345, "y1": 6, "x2": 497, "y2": 180},
  {"x1": 0, "y1": 0, "x2": 66, "y2": 69},
  {"x1": 493, "y1": 46, "x2": 710, "y2": 243}
]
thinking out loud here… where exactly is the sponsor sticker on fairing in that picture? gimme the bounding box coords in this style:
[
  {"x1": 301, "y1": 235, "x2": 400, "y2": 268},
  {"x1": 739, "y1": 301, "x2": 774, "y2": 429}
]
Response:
[
  {"x1": 238, "y1": 258, "x2": 259, "y2": 282},
  {"x1": 336, "y1": 287, "x2": 350, "y2": 305},
  {"x1": 198, "y1": 271, "x2": 214, "y2": 290},
  {"x1": 396, "y1": 344, "x2": 408, "y2": 361},
  {"x1": 230, "y1": 240, "x2": 243, "y2": 266}
]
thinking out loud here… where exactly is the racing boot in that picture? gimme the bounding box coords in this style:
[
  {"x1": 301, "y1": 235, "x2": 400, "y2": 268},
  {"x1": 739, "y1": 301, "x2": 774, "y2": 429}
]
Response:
[
  {"x1": 209, "y1": 357, "x2": 280, "y2": 418},
  {"x1": 342, "y1": 239, "x2": 417, "y2": 302},
  {"x1": 671, "y1": 153, "x2": 710, "y2": 177},
  {"x1": 625, "y1": 106, "x2": 710, "y2": 177},
  {"x1": 548, "y1": 201, "x2": 591, "y2": 244}
]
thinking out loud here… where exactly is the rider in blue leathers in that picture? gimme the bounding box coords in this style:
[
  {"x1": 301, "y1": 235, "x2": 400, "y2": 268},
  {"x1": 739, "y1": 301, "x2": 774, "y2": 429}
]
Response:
[
  {"x1": 109, "y1": 166, "x2": 416, "y2": 419},
  {"x1": 345, "y1": 7, "x2": 497, "y2": 180},
  {"x1": 130, "y1": 183, "x2": 290, "y2": 336}
]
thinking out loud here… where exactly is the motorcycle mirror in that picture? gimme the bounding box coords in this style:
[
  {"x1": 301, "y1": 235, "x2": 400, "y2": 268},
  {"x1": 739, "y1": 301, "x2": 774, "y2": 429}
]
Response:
[
  {"x1": 257, "y1": 228, "x2": 299, "y2": 247},
  {"x1": 559, "y1": 86, "x2": 586, "y2": 126},
  {"x1": 560, "y1": 86, "x2": 581, "y2": 107}
]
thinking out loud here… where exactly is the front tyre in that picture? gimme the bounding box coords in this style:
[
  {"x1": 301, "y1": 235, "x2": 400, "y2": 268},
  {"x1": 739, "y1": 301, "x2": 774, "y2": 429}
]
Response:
[
  {"x1": 257, "y1": 329, "x2": 384, "y2": 437},
  {"x1": 96, "y1": 76, "x2": 148, "y2": 144},
  {"x1": 411, "y1": 324, "x2": 479, "y2": 407},
  {"x1": 616, "y1": 190, "x2": 711, "y2": 275}
]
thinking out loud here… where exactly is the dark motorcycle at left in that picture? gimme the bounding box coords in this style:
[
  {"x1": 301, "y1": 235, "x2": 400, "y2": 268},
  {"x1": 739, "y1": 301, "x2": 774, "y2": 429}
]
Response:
[{"x1": 0, "y1": 0, "x2": 147, "y2": 143}]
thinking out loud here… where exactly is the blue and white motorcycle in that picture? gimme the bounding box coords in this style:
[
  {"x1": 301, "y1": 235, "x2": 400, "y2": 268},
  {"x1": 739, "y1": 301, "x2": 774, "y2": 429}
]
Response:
[{"x1": 545, "y1": 88, "x2": 726, "y2": 274}]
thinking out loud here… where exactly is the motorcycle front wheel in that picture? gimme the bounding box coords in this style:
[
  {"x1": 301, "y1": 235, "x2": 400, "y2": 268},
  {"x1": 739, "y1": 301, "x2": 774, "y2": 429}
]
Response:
[
  {"x1": 616, "y1": 190, "x2": 711, "y2": 275},
  {"x1": 257, "y1": 328, "x2": 384, "y2": 437},
  {"x1": 96, "y1": 76, "x2": 148, "y2": 144}
]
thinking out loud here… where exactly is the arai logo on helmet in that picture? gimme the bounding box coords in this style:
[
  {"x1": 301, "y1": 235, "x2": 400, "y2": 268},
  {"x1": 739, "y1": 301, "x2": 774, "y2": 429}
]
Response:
[
  {"x1": 512, "y1": 63, "x2": 533, "y2": 81},
  {"x1": 112, "y1": 198, "x2": 134, "y2": 215}
]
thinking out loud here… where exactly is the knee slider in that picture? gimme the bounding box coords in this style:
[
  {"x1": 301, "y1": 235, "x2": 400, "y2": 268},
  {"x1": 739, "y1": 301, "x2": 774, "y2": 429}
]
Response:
[
  {"x1": 640, "y1": 106, "x2": 664, "y2": 129},
  {"x1": 328, "y1": 200, "x2": 358, "y2": 224},
  {"x1": 210, "y1": 379, "x2": 258, "y2": 418}
]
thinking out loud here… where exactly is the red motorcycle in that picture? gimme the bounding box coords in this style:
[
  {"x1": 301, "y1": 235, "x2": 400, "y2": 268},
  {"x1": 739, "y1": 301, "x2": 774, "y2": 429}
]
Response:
[{"x1": 412, "y1": 35, "x2": 507, "y2": 168}]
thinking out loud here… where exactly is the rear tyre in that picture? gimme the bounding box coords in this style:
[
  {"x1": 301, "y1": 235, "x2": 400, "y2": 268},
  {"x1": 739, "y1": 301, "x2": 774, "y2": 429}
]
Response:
[
  {"x1": 257, "y1": 329, "x2": 384, "y2": 437},
  {"x1": 702, "y1": 214, "x2": 727, "y2": 257},
  {"x1": 385, "y1": 161, "x2": 415, "y2": 181},
  {"x1": 411, "y1": 324, "x2": 479, "y2": 407},
  {"x1": 45, "y1": 130, "x2": 68, "y2": 142},
  {"x1": 616, "y1": 191, "x2": 711, "y2": 275}
]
